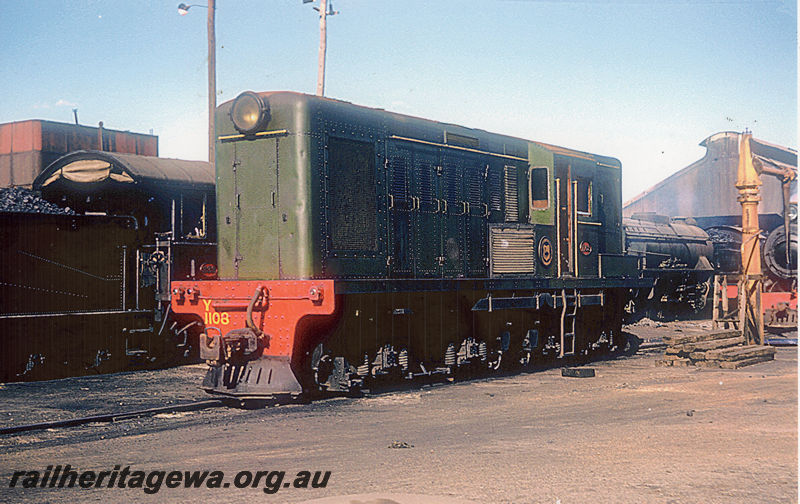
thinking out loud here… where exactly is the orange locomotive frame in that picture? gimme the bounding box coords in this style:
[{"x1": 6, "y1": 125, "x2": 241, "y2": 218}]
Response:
[{"x1": 171, "y1": 280, "x2": 335, "y2": 362}]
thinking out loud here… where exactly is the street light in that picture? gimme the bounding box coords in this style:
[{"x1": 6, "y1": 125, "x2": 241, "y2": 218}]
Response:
[
  {"x1": 306, "y1": 0, "x2": 337, "y2": 96},
  {"x1": 177, "y1": 1, "x2": 216, "y2": 169}
]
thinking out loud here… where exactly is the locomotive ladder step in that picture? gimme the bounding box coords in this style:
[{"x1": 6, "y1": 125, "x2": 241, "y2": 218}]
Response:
[{"x1": 560, "y1": 289, "x2": 578, "y2": 357}]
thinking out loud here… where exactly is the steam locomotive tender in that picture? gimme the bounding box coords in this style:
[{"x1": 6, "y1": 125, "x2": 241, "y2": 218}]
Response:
[
  {"x1": 171, "y1": 91, "x2": 651, "y2": 399},
  {"x1": 1, "y1": 152, "x2": 216, "y2": 382}
]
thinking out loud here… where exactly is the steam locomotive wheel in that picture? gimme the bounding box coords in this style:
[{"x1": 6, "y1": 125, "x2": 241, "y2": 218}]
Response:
[{"x1": 691, "y1": 280, "x2": 710, "y2": 313}]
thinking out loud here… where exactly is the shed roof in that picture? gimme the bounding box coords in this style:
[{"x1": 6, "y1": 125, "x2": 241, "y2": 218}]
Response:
[{"x1": 623, "y1": 132, "x2": 796, "y2": 213}]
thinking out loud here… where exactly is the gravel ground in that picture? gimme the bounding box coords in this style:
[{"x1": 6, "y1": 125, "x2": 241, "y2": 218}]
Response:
[
  {"x1": 0, "y1": 321, "x2": 796, "y2": 504},
  {"x1": 0, "y1": 320, "x2": 680, "y2": 427},
  {"x1": 0, "y1": 365, "x2": 209, "y2": 427}
]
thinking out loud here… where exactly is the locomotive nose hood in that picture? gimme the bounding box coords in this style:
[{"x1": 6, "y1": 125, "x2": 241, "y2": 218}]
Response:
[{"x1": 214, "y1": 93, "x2": 315, "y2": 281}]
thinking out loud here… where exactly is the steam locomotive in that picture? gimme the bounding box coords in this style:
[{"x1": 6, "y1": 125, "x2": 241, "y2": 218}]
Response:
[
  {"x1": 622, "y1": 213, "x2": 716, "y2": 320},
  {"x1": 171, "y1": 91, "x2": 653, "y2": 399},
  {"x1": 0, "y1": 151, "x2": 215, "y2": 382},
  {"x1": 705, "y1": 217, "x2": 798, "y2": 293}
]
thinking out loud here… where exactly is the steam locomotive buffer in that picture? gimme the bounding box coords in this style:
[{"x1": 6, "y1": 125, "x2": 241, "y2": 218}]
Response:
[{"x1": 171, "y1": 91, "x2": 652, "y2": 399}]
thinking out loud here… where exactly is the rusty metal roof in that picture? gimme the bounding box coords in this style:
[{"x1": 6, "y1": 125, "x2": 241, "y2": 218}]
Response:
[{"x1": 33, "y1": 150, "x2": 213, "y2": 191}]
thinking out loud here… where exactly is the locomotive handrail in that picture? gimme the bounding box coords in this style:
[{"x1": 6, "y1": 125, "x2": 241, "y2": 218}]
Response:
[
  {"x1": 246, "y1": 287, "x2": 265, "y2": 335},
  {"x1": 218, "y1": 129, "x2": 289, "y2": 142},
  {"x1": 388, "y1": 134, "x2": 528, "y2": 162}
]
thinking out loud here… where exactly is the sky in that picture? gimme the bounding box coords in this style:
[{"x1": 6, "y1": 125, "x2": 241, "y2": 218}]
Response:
[{"x1": 1, "y1": 0, "x2": 796, "y2": 201}]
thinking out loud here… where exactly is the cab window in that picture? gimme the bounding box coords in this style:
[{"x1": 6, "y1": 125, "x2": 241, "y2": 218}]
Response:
[
  {"x1": 576, "y1": 178, "x2": 591, "y2": 215},
  {"x1": 528, "y1": 166, "x2": 549, "y2": 211}
]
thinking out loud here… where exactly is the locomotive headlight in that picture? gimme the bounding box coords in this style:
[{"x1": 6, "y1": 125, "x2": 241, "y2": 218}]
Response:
[{"x1": 230, "y1": 91, "x2": 269, "y2": 135}]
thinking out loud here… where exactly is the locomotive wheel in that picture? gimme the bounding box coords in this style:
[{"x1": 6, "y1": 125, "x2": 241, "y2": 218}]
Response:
[
  {"x1": 311, "y1": 345, "x2": 361, "y2": 395},
  {"x1": 613, "y1": 331, "x2": 641, "y2": 357},
  {"x1": 690, "y1": 279, "x2": 711, "y2": 315}
]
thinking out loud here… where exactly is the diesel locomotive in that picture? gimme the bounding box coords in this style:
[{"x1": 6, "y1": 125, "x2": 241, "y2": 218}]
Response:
[{"x1": 171, "y1": 91, "x2": 652, "y2": 399}]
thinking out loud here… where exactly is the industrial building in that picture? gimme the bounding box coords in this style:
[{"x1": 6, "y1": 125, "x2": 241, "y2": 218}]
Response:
[
  {"x1": 0, "y1": 119, "x2": 157, "y2": 188},
  {"x1": 623, "y1": 131, "x2": 797, "y2": 231}
]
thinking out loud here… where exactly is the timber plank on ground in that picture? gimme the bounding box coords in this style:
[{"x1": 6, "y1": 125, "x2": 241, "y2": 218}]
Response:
[
  {"x1": 682, "y1": 336, "x2": 745, "y2": 352},
  {"x1": 705, "y1": 345, "x2": 776, "y2": 362},
  {"x1": 666, "y1": 336, "x2": 745, "y2": 356},
  {"x1": 694, "y1": 360, "x2": 721, "y2": 368},
  {"x1": 662, "y1": 330, "x2": 741, "y2": 347},
  {"x1": 718, "y1": 355, "x2": 775, "y2": 369}
]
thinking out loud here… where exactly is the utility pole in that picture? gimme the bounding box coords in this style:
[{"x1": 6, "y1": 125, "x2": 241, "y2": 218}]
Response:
[
  {"x1": 207, "y1": 0, "x2": 216, "y2": 168},
  {"x1": 178, "y1": 2, "x2": 216, "y2": 167},
  {"x1": 314, "y1": 0, "x2": 336, "y2": 96},
  {"x1": 736, "y1": 131, "x2": 765, "y2": 345}
]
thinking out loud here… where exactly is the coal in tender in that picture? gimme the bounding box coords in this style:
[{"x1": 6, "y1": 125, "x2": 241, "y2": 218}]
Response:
[{"x1": 0, "y1": 187, "x2": 75, "y2": 215}]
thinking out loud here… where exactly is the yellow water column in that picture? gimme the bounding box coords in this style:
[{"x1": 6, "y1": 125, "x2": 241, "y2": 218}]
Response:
[{"x1": 736, "y1": 132, "x2": 765, "y2": 345}]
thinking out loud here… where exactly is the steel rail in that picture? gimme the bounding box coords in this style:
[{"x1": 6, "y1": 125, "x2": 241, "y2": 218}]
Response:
[{"x1": 0, "y1": 400, "x2": 224, "y2": 436}]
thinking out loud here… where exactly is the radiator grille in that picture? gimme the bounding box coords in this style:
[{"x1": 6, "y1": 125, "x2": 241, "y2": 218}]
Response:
[
  {"x1": 466, "y1": 167, "x2": 483, "y2": 206},
  {"x1": 328, "y1": 137, "x2": 377, "y2": 251},
  {"x1": 490, "y1": 227, "x2": 535, "y2": 275},
  {"x1": 488, "y1": 165, "x2": 502, "y2": 212},
  {"x1": 417, "y1": 162, "x2": 435, "y2": 207},
  {"x1": 390, "y1": 157, "x2": 409, "y2": 211},
  {"x1": 504, "y1": 165, "x2": 518, "y2": 222}
]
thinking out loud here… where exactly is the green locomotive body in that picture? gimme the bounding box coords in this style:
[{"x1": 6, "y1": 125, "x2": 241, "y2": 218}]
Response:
[{"x1": 172, "y1": 91, "x2": 648, "y2": 398}]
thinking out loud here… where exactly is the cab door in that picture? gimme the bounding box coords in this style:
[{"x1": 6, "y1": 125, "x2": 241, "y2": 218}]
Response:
[
  {"x1": 554, "y1": 157, "x2": 573, "y2": 277},
  {"x1": 573, "y1": 174, "x2": 599, "y2": 277}
]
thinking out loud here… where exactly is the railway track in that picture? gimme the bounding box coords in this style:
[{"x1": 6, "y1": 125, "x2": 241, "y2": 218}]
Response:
[
  {"x1": 0, "y1": 400, "x2": 224, "y2": 436},
  {"x1": 1, "y1": 334, "x2": 657, "y2": 437}
]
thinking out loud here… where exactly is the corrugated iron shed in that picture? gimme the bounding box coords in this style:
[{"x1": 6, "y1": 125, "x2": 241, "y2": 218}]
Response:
[{"x1": 623, "y1": 131, "x2": 797, "y2": 225}]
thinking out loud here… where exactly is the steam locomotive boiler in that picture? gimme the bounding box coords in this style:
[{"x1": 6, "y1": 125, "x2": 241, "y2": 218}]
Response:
[
  {"x1": 171, "y1": 91, "x2": 651, "y2": 399},
  {"x1": 623, "y1": 213, "x2": 716, "y2": 319},
  {"x1": 761, "y1": 220, "x2": 798, "y2": 291}
]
